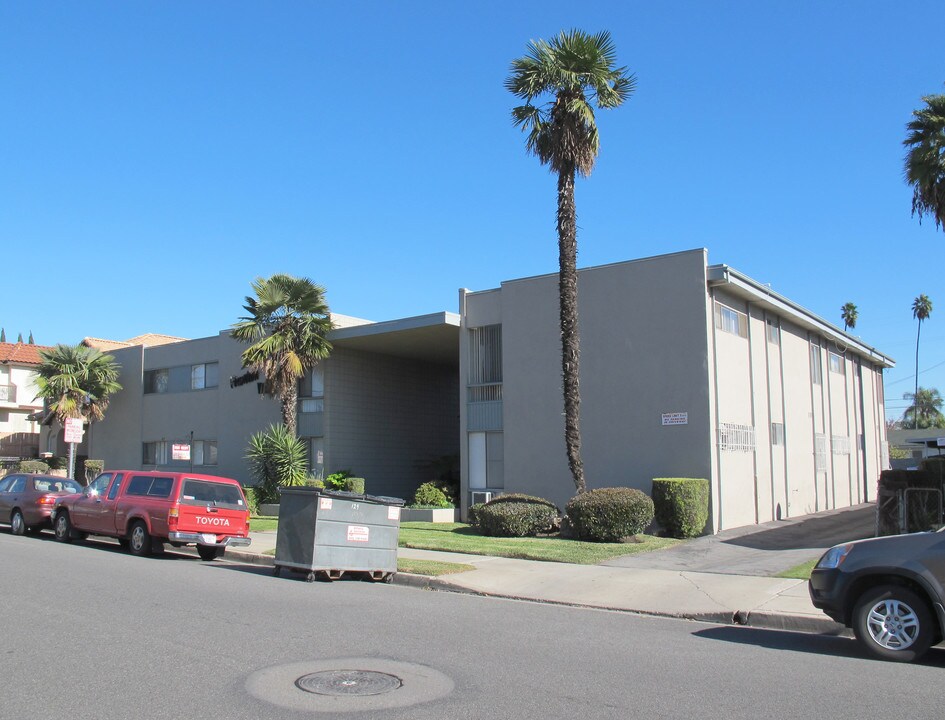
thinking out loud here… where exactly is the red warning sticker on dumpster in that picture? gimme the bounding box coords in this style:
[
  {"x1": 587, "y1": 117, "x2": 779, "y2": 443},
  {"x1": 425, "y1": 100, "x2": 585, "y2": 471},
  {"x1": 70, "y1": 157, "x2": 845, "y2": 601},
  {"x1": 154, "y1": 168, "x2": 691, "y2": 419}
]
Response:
[
  {"x1": 388, "y1": 506, "x2": 400, "y2": 520},
  {"x1": 347, "y1": 525, "x2": 370, "y2": 543},
  {"x1": 319, "y1": 497, "x2": 333, "y2": 510}
]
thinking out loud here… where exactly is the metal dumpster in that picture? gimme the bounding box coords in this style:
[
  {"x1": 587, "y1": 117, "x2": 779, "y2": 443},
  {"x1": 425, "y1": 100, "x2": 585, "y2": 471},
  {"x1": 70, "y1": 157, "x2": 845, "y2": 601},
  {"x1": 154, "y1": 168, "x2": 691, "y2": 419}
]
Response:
[{"x1": 273, "y1": 487, "x2": 404, "y2": 582}]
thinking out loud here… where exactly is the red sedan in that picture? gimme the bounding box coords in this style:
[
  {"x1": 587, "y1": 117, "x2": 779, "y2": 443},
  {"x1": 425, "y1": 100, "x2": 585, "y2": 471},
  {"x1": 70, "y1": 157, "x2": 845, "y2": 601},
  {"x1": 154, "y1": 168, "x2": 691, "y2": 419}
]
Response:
[{"x1": 0, "y1": 473, "x2": 84, "y2": 535}]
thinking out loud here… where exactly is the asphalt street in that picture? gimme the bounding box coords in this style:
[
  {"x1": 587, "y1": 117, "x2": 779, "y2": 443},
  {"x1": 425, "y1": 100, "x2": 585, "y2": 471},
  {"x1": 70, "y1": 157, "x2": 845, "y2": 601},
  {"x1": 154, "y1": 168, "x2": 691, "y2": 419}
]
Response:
[{"x1": 3, "y1": 531, "x2": 943, "y2": 720}]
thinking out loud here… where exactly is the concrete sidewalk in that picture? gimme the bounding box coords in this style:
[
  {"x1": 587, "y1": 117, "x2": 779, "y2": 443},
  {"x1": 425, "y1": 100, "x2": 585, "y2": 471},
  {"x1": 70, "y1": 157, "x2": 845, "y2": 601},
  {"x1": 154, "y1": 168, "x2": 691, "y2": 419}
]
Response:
[{"x1": 221, "y1": 507, "x2": 871, "y2": 635}]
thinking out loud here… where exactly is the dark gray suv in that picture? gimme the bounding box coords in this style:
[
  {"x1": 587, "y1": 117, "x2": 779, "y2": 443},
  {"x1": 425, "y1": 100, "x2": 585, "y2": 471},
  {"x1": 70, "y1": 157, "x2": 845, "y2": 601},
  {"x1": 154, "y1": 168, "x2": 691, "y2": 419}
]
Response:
[{"x1": 809, "y1": 529, "x2": 945, "y2": 662}]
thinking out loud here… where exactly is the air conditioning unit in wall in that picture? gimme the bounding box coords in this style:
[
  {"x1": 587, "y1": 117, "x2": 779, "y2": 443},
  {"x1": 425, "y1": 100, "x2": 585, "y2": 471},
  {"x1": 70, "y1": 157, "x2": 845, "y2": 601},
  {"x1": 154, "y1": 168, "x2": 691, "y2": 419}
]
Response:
[{"x1": 470, "y1": 491, "x2": 493, "y2": 506}]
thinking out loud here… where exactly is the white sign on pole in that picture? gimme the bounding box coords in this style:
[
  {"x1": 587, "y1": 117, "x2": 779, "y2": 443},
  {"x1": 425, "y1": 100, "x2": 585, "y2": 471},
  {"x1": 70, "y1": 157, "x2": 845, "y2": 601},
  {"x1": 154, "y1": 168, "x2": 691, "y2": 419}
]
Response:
[
  {"x1": 64, "y1": 418, "x2": 84, "y2": 443},
  {"x1": 661, "y1": 412, "x2": 689, "y2": 426},
  {"x1": 172, "y1": 443, "x2": 191, "y2": 461}
]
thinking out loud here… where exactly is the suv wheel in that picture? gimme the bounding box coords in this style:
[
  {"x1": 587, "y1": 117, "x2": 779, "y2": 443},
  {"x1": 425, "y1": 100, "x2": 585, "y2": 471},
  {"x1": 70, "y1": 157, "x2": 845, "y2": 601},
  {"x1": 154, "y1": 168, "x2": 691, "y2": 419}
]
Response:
[
  {"x1": 852, "y1": 584, "x2": 934, "y2": 662},
  {"x1": 128, "y1": 521, "x2": 152, "y2": 557}
]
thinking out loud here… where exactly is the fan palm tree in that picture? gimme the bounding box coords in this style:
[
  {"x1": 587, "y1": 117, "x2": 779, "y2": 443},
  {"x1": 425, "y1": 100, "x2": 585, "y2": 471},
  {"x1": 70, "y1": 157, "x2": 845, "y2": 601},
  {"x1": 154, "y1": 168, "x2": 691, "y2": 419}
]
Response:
[
  {"x1": 903, "y1": 92, "x2": 945, "y2": 231},
  {"x1": 912, "y1": 294, "x2": 933, "y2": 427},
  {"x1": 34, "y1": 344, "x2": 122, "y2": 479},
  {"x1": 507, "y1": 30, "x2": 635, "y2": 494},
  {"x1": 841, "y1": 302, "x2": 858, "y2": 332},
  {"x1": 902, "y1": 387, "x2": 945, "y2": 430},
  {"x1": 231, "y1": 274, "x2": 333, "y2": 437}
]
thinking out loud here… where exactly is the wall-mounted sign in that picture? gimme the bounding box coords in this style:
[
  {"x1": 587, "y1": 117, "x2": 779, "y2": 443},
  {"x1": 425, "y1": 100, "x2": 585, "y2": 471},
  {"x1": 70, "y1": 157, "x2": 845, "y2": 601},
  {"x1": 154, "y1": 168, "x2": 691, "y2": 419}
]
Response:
[
  {"x1": 661, "y1": 412, "x2": 688, "y2": 426},
  {"x1": 172, "y1": 443, "x2": 191, "y2": 460}
]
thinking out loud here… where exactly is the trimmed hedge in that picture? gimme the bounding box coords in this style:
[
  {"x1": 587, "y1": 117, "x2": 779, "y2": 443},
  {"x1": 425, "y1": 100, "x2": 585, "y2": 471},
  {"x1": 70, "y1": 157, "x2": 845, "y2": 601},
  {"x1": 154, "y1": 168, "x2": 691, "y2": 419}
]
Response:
[
  {"x1": 651, "y1": 478, "x2": 709, "y2": 538},
  {"x1": 475, "y1": 494, "x2": 559, "y2": 537},
  {"x1": 344, "y1": 477, "x2": 366, "y2": 495},
  {"x1": 565, "y1": 487, "x2": 654, "y2": 542},
  {"x1": 411, "y1": 481, "x2": 452, "y2": 509},
  {"x1": 16, "y1": 460, "x2": 49, "y2": 474}
]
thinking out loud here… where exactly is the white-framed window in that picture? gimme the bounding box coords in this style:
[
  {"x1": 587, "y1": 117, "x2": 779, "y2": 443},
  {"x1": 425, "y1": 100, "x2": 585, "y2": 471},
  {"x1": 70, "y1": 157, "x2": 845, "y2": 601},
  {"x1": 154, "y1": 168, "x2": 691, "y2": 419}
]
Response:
[
  {"x1": 193, "y1": 440, "x2": 218, "y2": 466},
  {"x1": 832, "y1": 436, "x2": 851, "y2": 455},
  {"x1": 814, "y1": 433, "x2": 828, "y2": 472},
  {"x1": 718, "y1": 423, "x2": 755, "y2": 452},
  {"x1": 828, "y1": 352, "x2": 845, "y2": 375},
  {"x1": 766, "y1": 318, "x2": 780, "y2": 345},
  {"x1": 714, "y1": 302, "x2": 748, "y2": 338},
  {"x1": 810, "y1": 343, "x2": 822, "y2": 386},
  {"x1": 771, "y1": 422, "x2": 785, "y2": 446}
]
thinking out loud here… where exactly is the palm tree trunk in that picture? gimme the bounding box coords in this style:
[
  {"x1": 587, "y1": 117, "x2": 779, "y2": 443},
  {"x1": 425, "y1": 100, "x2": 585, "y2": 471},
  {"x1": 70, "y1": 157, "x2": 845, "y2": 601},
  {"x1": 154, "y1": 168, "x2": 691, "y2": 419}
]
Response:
[
  {"x1": 557, "y1": 164, "x2": 585, "y2": 494},
  {"x1": 282, "y1": 384, "x2": 299, "y2": 437},
  {"x1": 915, "y1": 320, "x2": 922, "y2": 429}
]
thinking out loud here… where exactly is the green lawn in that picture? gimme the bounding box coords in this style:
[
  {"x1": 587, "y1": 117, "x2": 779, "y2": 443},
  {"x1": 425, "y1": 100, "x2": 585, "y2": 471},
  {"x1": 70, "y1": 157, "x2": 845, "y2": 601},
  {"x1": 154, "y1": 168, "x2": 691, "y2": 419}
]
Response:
[
  {"x1": 398, "y1": 522, "x2": 680, "y2": 564},
  {"x1": 397, "y1": 558, "x2": 475, "y2": 576},
  {"x1": 775, "y1": 557, "x2": 819, "y2": 580},
  {"x1": 250, "y1": 516, "x2": 279, "y2": 532}
]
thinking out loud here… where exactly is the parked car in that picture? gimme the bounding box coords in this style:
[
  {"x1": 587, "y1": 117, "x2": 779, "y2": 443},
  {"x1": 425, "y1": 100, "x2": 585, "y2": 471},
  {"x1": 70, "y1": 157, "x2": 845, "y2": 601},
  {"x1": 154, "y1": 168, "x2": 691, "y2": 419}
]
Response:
[
  {"x1": 0, "y1": 473, "x2": 84, "y2": 535},
  {"x1": 52, "y1": 470, "x2": 251, "y2": 561},
  {"x1": 809, "y1": 529, "x2": 945, "y2": 662}
]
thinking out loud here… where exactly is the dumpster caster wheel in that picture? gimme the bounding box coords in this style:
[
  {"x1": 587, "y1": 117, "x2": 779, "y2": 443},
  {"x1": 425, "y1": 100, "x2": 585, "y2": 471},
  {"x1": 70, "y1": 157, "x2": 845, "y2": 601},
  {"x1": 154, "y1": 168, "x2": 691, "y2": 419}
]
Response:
[
  {"x1": 384, "y1": 573, "x2": 394, "y2": 584},
  {"x1": 273, "y1": 566, "x2": 281, "y2": 578},
  {"x1": 305, "y1": 572, "x2": 316, "y2": 583}
]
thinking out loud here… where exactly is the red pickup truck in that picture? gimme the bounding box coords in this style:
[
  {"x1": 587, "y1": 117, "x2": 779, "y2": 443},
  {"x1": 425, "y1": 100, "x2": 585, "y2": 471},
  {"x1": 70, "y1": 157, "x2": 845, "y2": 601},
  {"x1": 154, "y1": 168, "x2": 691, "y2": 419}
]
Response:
[{"x1": 52, "y1": 470, "x2": 251, "y2": 561}]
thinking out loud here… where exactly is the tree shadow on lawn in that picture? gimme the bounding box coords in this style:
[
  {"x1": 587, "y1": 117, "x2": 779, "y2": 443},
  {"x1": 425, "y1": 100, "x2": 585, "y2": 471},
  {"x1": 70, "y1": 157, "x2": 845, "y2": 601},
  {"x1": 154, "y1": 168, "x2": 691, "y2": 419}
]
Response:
[{"x1": 692, "y1": 625, "x2": 945, "y2": 666}]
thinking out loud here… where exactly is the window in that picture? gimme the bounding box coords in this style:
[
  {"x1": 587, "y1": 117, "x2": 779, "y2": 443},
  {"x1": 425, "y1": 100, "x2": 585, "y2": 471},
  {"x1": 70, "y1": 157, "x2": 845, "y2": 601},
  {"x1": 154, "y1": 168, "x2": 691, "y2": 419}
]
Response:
[
  {"x1": 143, "y1": 441, "x2": 169, "y2": 466},
  {"x1": 766, "y1": 318, "x2": 780, "y2": 345},
  {"x1": 810, "y1": 343, "x2": 822, "y2": 385},
  {"x1": 106, "y1": 474, "x2": 124, "y2": 500},
  {"x1": 144, "y1": 369, "x2": 169, "y2": 394},
  {"x1": 309, "y1": 437, "x2": 324, "y2": 479},
  {"x1": 191, "y1": 363, "x2": 219, "y2": 390},
  {"x1": 126, "y1": 475, "x2": 174, "y2": 498},
  {"x1": 180, "y1": 479, "x2": 244, "y2": 509},
  {"x1": 193, "y1": 440, "x2": 218, "y2": 466},
  {"x1": 714, "y1": 302, "x2": 748, "y2": 338},
  {"x1": 468, "y1": 325, "x2": 503, "y2": 402},
  {"x1": 718, "y1": 423, "x2": 755, "y2": 452},
  {"x1": 814, "y1": 434, "x2": 828, "y2": 472},
  {"x1": 771, "y1": 422, "x2": 785, "y2": 446},
  {"x1": 301, "y1": 367, "x2": 325, "y2": 413},
  {"x1": 828, "y1": 352, "x2": 845, "y2": 375},
  {"x1": 832, "y1": 436, "x2": 851, "y2": 455}
]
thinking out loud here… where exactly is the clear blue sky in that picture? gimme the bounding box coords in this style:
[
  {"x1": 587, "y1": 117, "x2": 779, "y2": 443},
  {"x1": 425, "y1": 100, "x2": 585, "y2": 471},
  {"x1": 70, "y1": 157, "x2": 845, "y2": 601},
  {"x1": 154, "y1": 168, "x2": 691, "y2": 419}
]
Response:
[{"x1": 2, "y1": 1, "x2": 942, "y2": 421}]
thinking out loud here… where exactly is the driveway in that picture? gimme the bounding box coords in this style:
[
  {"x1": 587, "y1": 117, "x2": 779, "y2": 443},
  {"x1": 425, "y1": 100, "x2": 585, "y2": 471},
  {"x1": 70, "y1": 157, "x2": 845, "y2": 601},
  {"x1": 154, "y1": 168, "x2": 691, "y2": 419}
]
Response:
[{"x1": 603, "y1": 503, "x2": 876, "y2": 576}]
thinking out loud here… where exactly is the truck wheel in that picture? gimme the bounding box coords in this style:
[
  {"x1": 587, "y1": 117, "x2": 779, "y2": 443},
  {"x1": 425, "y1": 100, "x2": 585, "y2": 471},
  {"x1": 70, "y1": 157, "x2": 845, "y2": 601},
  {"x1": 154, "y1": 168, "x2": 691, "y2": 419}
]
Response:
[
  {"x1": 197, "y1": 545, "x2": 223, "y2": 561},
  {"x1": 10, "y1": 509, "x2": 25, "y2": 536},
  {"x1": 128, "y1": 521, "x2": 152, "y2": 557},
  {"x1": 852, "y1": 584, "x2": 934, "y2": 662},
  {"x1": 54, "y1": 512, "x2": 73, "y2": 543}
]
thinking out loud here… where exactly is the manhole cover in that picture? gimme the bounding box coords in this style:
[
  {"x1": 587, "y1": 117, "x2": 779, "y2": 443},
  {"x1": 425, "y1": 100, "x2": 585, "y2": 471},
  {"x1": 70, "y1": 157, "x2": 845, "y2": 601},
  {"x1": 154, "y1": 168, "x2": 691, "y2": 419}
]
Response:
[{"x1": 296, "y1": 670, "x2": 402, "y2": 696}]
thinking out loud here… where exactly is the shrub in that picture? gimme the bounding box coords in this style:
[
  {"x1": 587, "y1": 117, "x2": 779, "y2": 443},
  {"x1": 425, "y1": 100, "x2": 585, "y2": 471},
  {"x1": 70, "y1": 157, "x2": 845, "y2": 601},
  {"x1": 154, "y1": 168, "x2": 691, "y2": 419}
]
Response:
[
  {"x1": 46, "y1": 456, "x2": 69, "y2": 471},
  {"x1": 242, "y1": 486, "x2": 260, "y2": 516},
  {"x1": 651, "y1": 478, "x2": 709, "y2": 538},
  {"x1": 565, "y1": 487, "x2": 654, "y2": 542},
  {"x1": 324, "y1": 470, "x2": 353, "y2": 490},
  {"x1": 467, "y1": 502, "x2": 486, "y2": 526},
  {"x1": 245, "y1": 424, "x2": 309, "y2": 505},
  {"x1": 16, "y1": 460, "x2": 49, "y2": 474},
  {"x1": 83, "y1": 459, "x2": 104, "y2": 484},
  {"x1": 475, "y1": 494, "x2": 559, "y2": 537},
  {"x1": 410, "y1": 481, "x2": 452, "y2": 509},
  {"x1": 344, "y1": 477, "x2": 365, "y2": 495}
]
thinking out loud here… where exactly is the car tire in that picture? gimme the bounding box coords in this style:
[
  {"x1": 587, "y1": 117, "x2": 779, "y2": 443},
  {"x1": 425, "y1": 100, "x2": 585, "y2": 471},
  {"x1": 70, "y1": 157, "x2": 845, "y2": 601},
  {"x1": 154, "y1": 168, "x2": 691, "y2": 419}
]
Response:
[
  {"x1": 852, "y1": 584, "x2": 935, "y2": 662},
  {"x1": 10, "y1": 509, "x2": 26, "y2": 536},
  {"x1": 128, "y1": 521, "x2": 152, "y2": 557},
  {"x1": 54, "y1": 511, "x2": 73, "y2": 543},
  {"x1": 197, "y1": 545, "x2": 224, "y2": 562}
]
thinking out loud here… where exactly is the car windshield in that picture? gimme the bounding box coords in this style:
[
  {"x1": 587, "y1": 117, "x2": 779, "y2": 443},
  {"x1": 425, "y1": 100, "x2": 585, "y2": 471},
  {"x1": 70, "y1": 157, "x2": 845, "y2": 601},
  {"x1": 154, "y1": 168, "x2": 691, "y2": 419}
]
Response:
[
  {"x1": 33, "y1": 478, "x2": 83, "y2": 494},
  {"x1": 179, "y1": 479, "x2": 245, "y2": 510}
]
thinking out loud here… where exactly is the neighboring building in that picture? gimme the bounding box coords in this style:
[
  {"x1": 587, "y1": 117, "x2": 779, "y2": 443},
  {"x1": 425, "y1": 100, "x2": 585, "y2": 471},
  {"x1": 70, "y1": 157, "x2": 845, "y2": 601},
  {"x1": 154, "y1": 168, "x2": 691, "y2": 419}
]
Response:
[
  {"x1": 75, "y1": 313, "x2": 460, "y2": 500},
  {"x1": 0, "y1": 342, "x2": 53, "y2": 458},
  {"x1": 887, "y1": 429, "x2": 945, "y2": 468},
  {"x1": 458, "y1": 249, "x2": 893, "y2": 533},
  {"x1": 82, "y1": 333, "x2": 188, "y2": 352}
]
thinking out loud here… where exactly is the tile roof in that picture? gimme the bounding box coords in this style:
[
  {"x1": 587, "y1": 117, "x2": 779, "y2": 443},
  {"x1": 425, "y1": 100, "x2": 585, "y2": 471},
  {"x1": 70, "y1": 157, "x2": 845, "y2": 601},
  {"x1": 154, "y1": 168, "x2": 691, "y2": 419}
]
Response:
[
  {"x1": 82, "y1": 333, "x2": 187, "y2": 351},
  {"x1": 0, "y1": 342, "x2": 53, "y2": 366}
]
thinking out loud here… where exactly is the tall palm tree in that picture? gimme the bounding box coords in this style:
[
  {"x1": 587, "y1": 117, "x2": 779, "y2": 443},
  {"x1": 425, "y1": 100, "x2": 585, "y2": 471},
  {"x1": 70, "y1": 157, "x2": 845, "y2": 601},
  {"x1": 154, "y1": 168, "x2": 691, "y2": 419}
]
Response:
[
  {"x1": 34, "y1": 344, "x2": 122, "y2": 479},
  {"x1": 912, "y1": 294, "x2": 933, "y2": 428},
  {"x1": 841, "y1": 302, "x2": 858, "y2": 332},
  {"x1": 507, "y1": 30, "x2": 635, "y2": 495},
  {"x1": 231, "y1": 274, "x2": 333, "y2": 437},
  {"x1": 902, "y1": 387, "x2": 945, "y2": 430},
  {"x1": 903, "y1": 92, "x2": 945, "y2": 231}
]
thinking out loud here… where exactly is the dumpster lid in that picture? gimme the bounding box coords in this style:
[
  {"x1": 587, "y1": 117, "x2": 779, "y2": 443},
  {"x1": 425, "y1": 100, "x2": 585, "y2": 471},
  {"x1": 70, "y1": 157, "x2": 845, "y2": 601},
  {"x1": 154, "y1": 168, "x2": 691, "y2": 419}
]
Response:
[{"x1": 278, "y1": 486, "x2": 405, "y2": 506}]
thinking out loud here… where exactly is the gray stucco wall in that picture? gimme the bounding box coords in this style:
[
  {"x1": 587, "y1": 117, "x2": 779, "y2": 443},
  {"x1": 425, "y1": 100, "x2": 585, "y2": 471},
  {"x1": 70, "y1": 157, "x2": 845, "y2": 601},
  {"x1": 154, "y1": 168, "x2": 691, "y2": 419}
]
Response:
[{"x1": 465, "y1": 249, "x2": 715, "y2": 514}]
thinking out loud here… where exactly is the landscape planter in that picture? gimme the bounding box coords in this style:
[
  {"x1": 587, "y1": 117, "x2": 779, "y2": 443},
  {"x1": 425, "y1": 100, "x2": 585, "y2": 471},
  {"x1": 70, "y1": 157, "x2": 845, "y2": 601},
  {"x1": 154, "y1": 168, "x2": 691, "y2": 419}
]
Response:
[
  {"x1": 259, "y1": 503, "x2": 280, "y2": 517},
  {"x1": 400, "y1": 507, "x2": 458, "y2": 523}
]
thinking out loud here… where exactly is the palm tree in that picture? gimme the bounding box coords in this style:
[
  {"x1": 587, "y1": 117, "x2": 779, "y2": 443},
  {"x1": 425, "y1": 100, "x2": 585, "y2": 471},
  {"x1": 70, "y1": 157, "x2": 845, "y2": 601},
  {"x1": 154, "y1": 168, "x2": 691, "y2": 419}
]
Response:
[
  {"x1": 902, "y1": 387, "x2": 945, "y2": 430},
  {"x1": 231, "y1": 274, "x2": 333, "y2": 437},
  {"x1": 912, "y1": 294, "x2": 933, "y2": 428},
  {"x1": 903, "y1": 92, "x2": 945, "y2": 231},
  {"x1": 841, "y1": 302, "x2": 858, "y2": 332},
  {"x1": 34, "y1": 344, "x2": 122, "y2": 479},
  {"x1": 507, "y1": 30, "x2": 635, "y2": 495}
]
